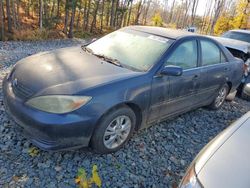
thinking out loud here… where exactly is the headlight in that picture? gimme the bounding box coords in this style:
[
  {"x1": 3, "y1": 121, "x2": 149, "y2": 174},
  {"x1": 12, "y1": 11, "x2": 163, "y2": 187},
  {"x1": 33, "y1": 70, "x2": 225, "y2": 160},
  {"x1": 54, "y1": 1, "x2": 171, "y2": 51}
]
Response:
[
  {"x1": 179, "y1": 164, "x2": 202, "y2": 188},
  {"x1": 26, "y1": 95, "x2": 92, "y2": 114}
]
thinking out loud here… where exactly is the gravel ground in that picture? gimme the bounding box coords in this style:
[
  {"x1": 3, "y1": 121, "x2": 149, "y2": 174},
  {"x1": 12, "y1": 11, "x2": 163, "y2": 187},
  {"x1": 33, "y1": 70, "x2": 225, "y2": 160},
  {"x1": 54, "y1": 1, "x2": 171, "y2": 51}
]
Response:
[{"x1": 0, "y1": 40, "x2": 250, "y2": 188}]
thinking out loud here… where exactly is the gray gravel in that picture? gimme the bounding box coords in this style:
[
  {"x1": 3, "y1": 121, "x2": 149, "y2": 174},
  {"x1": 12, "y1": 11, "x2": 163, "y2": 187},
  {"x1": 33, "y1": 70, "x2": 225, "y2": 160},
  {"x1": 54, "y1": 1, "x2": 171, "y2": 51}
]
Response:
[{"x1": 0, "y1": 40, "x2": 250, "y2": 188}]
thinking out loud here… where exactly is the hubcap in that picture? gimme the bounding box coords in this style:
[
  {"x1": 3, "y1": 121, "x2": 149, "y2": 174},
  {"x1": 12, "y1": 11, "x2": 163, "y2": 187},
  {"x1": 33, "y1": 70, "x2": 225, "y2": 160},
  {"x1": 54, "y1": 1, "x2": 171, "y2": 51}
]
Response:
[
  {"x1": 103, "y1": 115, "x2": 132, "y2": 149},
  {"x1": 215, "y1": 87, "x2": 227, "y2": 108}
]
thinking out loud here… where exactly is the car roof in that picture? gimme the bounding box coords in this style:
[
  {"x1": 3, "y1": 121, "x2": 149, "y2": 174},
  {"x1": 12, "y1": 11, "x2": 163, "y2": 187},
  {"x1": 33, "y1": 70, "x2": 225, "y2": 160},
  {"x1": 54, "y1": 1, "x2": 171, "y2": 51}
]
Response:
[
  {"x1": 229, "y1": 29, "x2": 250, "y2": 34},
  {"x1": 126, "y1": 25, "x2": 197, "y2": 39}
]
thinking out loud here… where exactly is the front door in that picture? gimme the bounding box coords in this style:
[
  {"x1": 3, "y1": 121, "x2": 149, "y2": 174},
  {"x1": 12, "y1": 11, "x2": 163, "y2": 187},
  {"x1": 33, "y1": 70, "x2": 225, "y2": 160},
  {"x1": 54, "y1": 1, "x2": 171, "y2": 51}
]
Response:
[{"x1": 148, "y1": 39, "x2": 200, "y2": 123}]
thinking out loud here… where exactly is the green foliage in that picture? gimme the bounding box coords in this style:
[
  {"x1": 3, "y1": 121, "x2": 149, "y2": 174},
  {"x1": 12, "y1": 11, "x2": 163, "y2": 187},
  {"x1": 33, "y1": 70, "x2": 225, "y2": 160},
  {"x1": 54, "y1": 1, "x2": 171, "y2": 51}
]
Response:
[
  {"x1": 152, "y1": 13, "x2": 163, "y2": 27},
  {"x1": 214, "y1": 0, "x2": 250, "y2": 35},
  {"x1": 75, "y1": 165, "x2": 102, "y2": 188}
]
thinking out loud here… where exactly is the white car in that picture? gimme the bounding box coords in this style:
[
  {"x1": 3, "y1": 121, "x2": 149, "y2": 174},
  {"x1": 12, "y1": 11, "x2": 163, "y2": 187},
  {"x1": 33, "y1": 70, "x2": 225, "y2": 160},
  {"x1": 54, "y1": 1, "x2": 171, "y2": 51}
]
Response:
[{"x1": 179, "y1": 111, "x2": 250, "y2": 188}]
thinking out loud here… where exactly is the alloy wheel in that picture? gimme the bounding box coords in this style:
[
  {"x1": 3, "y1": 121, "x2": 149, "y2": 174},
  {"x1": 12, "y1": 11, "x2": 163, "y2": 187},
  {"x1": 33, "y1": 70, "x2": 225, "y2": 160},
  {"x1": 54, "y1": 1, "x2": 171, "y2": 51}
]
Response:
[
  {"x1": 215, "y1": 86, "x2": 227, "y2": 108},
  {"x1": 103, "y1": 115, "x2": 132, "y2": 149}
]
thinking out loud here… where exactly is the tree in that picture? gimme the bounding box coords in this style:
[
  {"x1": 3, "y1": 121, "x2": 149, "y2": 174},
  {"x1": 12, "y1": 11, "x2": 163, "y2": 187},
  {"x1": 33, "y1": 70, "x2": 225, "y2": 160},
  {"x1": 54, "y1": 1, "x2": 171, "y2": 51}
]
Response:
[
  {"x1": 231, "y1": 0, "x2": 250, "y2": 29},
  {"x1": 6, "y1": 0, "x2": 12, "y2": 33},
  {"x1": 110, "y1": 0, "x2": 115, "y2": 27},
  {"x1": 169, "y1": 0, "x2": 176, "y2": 23},
  {"x1": 63, "y1": 0, "x2": 69, "y2": 34},
  {"x1": 39, "y1": 0, "x2": 43, "y2": 29},
  {"x1": 190, "y1": 0, "x2": 199, "y2": 26},
  {"x1": 57, "y1": 0, "x2": 60, "y2": 17},
  {"x1": 134, "y1": 0, "x2": 143, "y2": 24},
  {"x1": 90, "y1": 0, "x2": 101, "y2": 32},
  {"x1": 68, "y1": 0, "x2": 77, "y2": 38},
  {"x1": 152, "y1": 12, "x2": 163, "y2": 26},
  {"x1": 0, "y1": 0, "x2": 4, "y2": 40},
  {"x1": 127, "y1": 0, "x2": 133, "y2": 25},
  {"x1": 210, "y1": 0, "x2": 225, "y2": 35}
]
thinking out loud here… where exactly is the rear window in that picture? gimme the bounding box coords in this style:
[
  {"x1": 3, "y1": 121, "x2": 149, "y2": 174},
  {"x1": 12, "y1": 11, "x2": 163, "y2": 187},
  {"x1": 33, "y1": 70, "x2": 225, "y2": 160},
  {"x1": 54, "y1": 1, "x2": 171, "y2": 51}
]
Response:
[{"x1": 201, "y1": 40, "x2": 227, "y2": 66}]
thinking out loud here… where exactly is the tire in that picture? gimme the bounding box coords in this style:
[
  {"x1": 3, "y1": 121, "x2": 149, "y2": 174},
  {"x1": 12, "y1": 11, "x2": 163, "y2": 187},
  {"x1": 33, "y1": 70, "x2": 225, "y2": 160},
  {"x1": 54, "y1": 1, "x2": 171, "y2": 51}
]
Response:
[
  {"x1": 91, "y1": 106, "x2": 136, "y2": 154},
  {"x1": 208, "y1": 84, "x2": 229, "y2": 110}
]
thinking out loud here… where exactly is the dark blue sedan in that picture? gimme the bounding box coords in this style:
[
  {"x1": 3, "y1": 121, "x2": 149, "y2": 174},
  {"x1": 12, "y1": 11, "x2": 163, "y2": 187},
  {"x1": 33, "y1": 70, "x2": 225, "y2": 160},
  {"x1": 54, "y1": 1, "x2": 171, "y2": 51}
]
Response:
[{"x1": 3, "y1": 26, "x2": 243, "y2": 153}]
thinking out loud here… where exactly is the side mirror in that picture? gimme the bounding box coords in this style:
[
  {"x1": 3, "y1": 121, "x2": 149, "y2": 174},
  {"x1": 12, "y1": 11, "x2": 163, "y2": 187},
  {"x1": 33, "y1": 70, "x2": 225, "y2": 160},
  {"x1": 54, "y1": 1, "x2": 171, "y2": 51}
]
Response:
[{"x1": 160, "y1": 65, "x2": 183, "y2": 76}]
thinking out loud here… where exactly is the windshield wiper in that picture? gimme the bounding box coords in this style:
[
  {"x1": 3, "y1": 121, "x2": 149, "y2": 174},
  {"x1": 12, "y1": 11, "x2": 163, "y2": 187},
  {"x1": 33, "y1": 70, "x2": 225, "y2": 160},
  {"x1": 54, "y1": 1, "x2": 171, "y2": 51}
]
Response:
[
  {"x1": 93, "y1": 53, "x2": 123, "y2": 67},
  {"x1": 81, "y1": 46, "x2": 94, "y2": 54},
  {"x1": 81, "y1": 46, "x2": 122, "y2": 67}
]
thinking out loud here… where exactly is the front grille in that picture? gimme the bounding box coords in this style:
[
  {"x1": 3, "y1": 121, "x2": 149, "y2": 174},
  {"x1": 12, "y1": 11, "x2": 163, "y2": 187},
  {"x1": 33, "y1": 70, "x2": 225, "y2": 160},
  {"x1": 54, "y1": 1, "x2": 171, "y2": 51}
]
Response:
[{"x1": 12, "y1": 80, "x2": 34, "y2": 100}]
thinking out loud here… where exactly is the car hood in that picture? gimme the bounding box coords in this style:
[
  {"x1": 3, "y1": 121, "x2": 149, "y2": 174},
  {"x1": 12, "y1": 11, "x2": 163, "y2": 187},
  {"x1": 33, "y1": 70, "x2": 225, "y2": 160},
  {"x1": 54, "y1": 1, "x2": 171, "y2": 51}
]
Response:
[
  {"x1": 11, "y1": 46, "x2": 140, "y2": 97},
  {"x1": 210, "y1": 36, "x2": 250, "y2": 54},
  {"x1": 195, "y1": 112, "x2": 250, "y2": 188}
]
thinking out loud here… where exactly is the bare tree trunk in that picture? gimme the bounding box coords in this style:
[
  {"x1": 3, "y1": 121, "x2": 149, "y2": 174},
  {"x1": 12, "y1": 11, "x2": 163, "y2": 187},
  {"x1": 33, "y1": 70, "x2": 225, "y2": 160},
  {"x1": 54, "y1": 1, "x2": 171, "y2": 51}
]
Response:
[
  {"x1": 134, "y1": 0, "x2": 143, "y2": 25},
  {"x1": 0, "y1": 0, "x2": 4, "y2": 40},
  {"x1": 90, "y1": 0, "x2": 101, "y2": 32},
  {"x1": 210, "y1": 0, "x2": 225, "y2": 35},
  {"x1": 100, "y1": 0, "x2": 105, "y2": 31},
  {"x1": 12, "y1": 0, "x2": 17, "y2": 29},
  {"x1": 114, "y1": 0, "x2": 119, "y2": 27},
  {"x1": 143, "y1": 0, "x2": 151, "y2": 25},
  {"x1": 63, "y1": 0, "x2": 69, "y2": 34},
  {"x1": 127, "y1": 0, "x2": 133, "y2": 26},
  {"x1": 39, "y1": 0, "x2": 43, "y2": 29},
  {"x1": 190, "y1": 0, "x2": 199, "y2": 26},
  {"x1": 110, "y1": 0, "x2": 115, "y2": 27},
  {"x1": 76, "y1": 0, "x2": 82, "y2": 29},
  {"x1": 182, "y1": 0, "x2": 191, "y2": 28},
  {"x1": 169, "y1": 0, "x2": 176, "y2": 23},
  {"x1": 57, "y1": 0, "x2": 60, "y2": 17},
  {"x1": 85, "y1": 0, "x2": 91, "y2": 30},
  {"x1": 6, "y1": 0, "x2": 12, "y2": 33},
  {"x1": 68, "y1": 0, "x2": 77, "y2": 38},
  {"x1": 16, "y1": 0, "x2": 20, "y2": 27},
  {"x1": 51, "y1": 0, "x2": 56, "y2": 18},
  {"x1": 26, "y1": 0, "x2": 30, "y2": 17},
  {"x1": 83, "y1": 0, "x2": 87, "y2": 29},
  {"x1": 106, "y1": 0, "x2": 111, "y2": 27}
]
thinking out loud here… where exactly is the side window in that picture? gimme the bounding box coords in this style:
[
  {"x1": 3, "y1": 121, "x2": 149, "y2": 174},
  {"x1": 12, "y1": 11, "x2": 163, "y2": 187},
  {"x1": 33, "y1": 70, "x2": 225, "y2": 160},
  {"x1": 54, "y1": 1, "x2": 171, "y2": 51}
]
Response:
[
  {"x1": 165, "y1": 40, "x2": 198, "y2": 70},
  {"x1": 201, "y1": 40, "x2": 226, "y2": 66}
]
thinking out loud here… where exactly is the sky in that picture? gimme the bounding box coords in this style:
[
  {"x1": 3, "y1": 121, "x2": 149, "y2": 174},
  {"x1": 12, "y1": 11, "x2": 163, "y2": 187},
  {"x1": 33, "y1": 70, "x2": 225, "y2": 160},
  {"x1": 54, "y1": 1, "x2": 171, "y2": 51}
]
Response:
[{"x1": 161, "y1": 0, "x2": 211, "y2": 16}]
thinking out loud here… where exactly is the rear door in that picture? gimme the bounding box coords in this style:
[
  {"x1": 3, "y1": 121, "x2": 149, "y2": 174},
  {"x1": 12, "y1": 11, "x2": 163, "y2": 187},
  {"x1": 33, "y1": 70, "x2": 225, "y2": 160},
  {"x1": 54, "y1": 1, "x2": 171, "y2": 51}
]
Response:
[{"x1": 197, "y1": 39, "x2": 229, "y2": 103}]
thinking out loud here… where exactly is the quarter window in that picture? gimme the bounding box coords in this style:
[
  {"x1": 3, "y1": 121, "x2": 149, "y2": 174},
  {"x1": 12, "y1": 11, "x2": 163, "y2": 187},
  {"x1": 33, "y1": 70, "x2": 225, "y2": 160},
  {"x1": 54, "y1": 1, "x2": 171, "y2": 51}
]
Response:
[
  {"x1": 165, "y1": 40, "x2": 198, "y2": 70},
  {"x1": 201, "y1": 40, "x2": 226, "y2": 66}
]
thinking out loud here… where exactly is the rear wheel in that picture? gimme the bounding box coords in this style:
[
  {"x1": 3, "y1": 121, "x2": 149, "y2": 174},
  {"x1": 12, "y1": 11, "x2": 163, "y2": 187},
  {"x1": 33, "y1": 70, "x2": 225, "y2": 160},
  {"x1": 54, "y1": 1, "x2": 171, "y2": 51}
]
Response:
[
  {"x1": 208, "y1": 84, "x2": 229, "y2": 110},
  {"x1": 91, "y1": 106, "x2": 136, "y2": 154}
]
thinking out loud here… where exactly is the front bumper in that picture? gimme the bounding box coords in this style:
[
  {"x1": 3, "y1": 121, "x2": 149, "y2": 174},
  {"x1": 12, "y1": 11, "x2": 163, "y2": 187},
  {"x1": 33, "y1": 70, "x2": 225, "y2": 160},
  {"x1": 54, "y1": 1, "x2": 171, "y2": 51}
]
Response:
[{"x1": 2, "y1": 77, "x2": 98, "y2": 151}]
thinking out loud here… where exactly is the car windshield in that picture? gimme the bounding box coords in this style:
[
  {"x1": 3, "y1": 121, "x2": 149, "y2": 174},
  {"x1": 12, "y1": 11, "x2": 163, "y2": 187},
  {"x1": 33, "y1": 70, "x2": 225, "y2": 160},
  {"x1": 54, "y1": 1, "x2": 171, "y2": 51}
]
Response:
[
  {"x1": 222, "y1": 31, "x2": 250, "y2": 43},
  {"x1": 87, "y1": 29, "x2": 173, "y2": 71}
]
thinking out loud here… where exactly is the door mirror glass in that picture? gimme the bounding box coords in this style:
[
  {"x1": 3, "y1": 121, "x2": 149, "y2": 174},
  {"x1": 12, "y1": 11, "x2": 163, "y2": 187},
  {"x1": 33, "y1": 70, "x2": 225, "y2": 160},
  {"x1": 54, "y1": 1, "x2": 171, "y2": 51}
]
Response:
[{"x1": 161, "y1": 65, "x2": 183, "y2": 76}]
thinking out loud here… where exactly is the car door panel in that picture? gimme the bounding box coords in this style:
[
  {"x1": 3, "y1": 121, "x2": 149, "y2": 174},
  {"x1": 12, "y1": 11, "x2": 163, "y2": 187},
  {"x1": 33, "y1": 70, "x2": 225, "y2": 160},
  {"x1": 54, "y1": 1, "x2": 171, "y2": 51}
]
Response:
[
  {"x1": 148, "y1": 39, "x2": 200, "y2": 123},
  {"x1": 196, "y1": 39, "x2": 230, "y2": 103}
]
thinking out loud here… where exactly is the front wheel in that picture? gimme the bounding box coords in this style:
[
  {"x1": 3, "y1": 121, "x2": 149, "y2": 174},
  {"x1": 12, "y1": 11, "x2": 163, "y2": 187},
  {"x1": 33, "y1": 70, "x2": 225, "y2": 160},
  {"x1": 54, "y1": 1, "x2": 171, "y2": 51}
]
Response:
[
  {"x1": 208, "y1": 84, "x2": 229, "y2": 110},
  {"x1": 91, "y1": 106, "x2": 136, "y2": 154}
]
